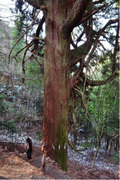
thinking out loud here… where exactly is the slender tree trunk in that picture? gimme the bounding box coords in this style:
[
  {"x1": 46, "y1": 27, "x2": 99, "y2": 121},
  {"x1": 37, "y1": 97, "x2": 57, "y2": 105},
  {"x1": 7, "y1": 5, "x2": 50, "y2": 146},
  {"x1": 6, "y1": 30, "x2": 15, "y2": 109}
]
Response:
[{"x1": 42, "y1": 0, "x2": 70, "y2": 170}]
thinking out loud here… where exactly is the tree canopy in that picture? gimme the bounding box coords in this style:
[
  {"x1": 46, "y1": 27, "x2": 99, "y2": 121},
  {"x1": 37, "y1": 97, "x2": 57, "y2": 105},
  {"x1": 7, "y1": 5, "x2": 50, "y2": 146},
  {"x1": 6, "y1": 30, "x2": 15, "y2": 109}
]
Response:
[{"x1": 9, "y1": 0, "x2": 119, "y2": 88}]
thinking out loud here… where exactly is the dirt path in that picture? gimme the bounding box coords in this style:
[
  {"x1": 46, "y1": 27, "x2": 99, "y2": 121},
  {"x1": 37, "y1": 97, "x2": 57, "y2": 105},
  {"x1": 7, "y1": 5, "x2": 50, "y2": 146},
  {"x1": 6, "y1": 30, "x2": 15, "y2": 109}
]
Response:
[{"x1": 0, "y1": 141, "x2": 119, "y2": 179}]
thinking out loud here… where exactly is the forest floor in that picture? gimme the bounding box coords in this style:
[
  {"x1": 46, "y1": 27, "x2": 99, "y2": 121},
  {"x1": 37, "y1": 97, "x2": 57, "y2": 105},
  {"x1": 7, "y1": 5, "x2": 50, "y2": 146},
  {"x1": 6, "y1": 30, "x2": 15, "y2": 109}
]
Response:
[{"x1": 0, "y1": 140, "x2": 119, "y2": 179}]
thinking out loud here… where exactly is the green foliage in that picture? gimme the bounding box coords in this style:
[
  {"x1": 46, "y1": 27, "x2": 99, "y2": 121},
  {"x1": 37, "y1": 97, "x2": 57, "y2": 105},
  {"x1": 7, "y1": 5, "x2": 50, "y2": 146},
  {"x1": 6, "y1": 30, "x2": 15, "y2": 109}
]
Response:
[
  {"x1": 0, "y1": 93, "x2": 7, "y2": 114},
  {"x1": 0, "y1": 93, "x2": 5, "y2": 101},
  {"x1": 36, "y1": 97, "x2": 43, "y2": 116},
  {"x1": 72, "y1": 69, "x2": 119, "y2": 164},
  {"x1": 25, "y1": 60, "x2": 43, "y2": 86},
  {"x1": 115, "y1": 0, "x2": 119, "y2": 6},
  {"x1": 99, "y1": 52, "x2": 113, "y2": 76},
  {"x1": 113, "y1": 150, "x2": 119, "y2": 164},
  {"x1": 37, "y1": 132, "x2": 43, "y2": 140},
  {"x1": 25, "y1": 59, "x2": 44, "y2": 116},
  {"x1": 0, "y1": 119, "x2": 17, "y2": 133},
  {"x1": 12, "y1": 109, "x2": 23, "y2": 123},
  {"x1": 7, "y1": 119, "x2": 18, "y2": 133},
  {"x1": 88, "y1": 77, "x2": 119, "y2": 138},
  {"x1": 87, "y1": 142, "x2": 95, "y2": 148},
  {"x1": 0, "y1": 93, "x2": 17, "y2": 133},
  {"x1": 0, "y1": 119, "x2": 5, "y2": 129}
]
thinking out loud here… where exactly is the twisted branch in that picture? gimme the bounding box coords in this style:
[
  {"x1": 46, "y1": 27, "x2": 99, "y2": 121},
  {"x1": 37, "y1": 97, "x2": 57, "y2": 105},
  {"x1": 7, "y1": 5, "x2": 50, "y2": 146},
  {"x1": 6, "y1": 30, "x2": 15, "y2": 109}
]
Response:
[{"x1": 8, "y1": 8, "x2": 41, "y2": 63}]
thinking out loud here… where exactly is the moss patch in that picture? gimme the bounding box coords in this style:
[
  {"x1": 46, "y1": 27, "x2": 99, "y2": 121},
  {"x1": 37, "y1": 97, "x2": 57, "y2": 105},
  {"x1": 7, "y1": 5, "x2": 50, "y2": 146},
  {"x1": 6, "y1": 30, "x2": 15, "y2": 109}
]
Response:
[{"x1": 55, "y1": 122, "x2": 68, "y2": 171}]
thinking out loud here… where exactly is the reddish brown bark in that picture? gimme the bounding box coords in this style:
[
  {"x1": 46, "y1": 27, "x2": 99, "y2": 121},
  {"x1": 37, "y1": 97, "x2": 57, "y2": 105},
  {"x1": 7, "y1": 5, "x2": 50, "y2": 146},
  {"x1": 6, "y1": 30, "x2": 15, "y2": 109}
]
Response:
[
  {"x1": 24, "y1": 0, "x2": 91, "y2": 171},
  {"x1": 42, "y1": 0, "x2": 70, "y2": 170}
]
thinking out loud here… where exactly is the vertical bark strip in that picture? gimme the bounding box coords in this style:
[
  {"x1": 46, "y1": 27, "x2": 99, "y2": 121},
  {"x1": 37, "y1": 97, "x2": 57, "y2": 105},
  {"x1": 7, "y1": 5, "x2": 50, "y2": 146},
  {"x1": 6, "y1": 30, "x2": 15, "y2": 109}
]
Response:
[{"x1": 42, "y1": 0, "x2": 70, "y2": 170}]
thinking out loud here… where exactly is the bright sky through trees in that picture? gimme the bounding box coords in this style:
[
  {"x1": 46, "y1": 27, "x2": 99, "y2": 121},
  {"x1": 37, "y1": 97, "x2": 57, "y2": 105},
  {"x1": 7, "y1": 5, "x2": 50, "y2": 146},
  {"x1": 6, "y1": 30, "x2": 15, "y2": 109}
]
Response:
[{"x1": 0, "y1": 0, "x2": 15, "y2": 27}]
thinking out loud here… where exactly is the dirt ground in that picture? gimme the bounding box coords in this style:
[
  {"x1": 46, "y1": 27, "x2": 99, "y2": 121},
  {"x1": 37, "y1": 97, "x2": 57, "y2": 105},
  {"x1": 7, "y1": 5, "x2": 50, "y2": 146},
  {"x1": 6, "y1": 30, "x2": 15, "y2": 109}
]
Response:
[{"x1": 0, "y1": 141, "x2": 119, "y2": 179}]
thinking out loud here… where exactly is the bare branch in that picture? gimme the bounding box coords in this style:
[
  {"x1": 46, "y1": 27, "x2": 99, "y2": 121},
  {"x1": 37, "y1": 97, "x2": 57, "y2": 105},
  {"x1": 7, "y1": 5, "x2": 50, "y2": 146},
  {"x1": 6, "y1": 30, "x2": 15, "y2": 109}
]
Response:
[
  {"x1": 107, "y1": 134, "x2": 120, "y2": 151},
  {"x1": 85, "y1": 71, "x2": 117, "y2": 86},
  {"x1": 70, "y1": 39, "x2": 93, "y2": 68},
  {"x1": 80, "y1": 4, "x2": 105, "y2": 24},
  {"x1": 21, "y1": 42, "x2": 35, "y2": 83},
  {"x1": 25, "y1": 50, "x2": 36, "y2": 63},
  {"x1": 98, "y1": 41, "x2": 107, "y2": 51},
  {"x1": 8, "y1": 8, "x2": 41, "y2": 63},
  {"x1": 85, "y1": 19, "x2": 119, "y2": 67},
  {"x1": 25, "y1": 0, "x2": 45, "y2": 9},
  {"x1": 14, "y1": 40, "x2": 34, "y2": 57},
  {"x1": 32, "y1": 54, "x2": 42, "y2": 66},
  {"x1": 32, "y1": 16, "x2": 45, "y2": 51},
  {"x1": 112, "y1": 22, "x2": 119, "y2": 73},
  {"x1": 68, "y1": 139, "x2": 88, "y2": 151},
  {"x1": 70, "y1": 69, "x2": 117, "y2": 94},
  {"x1": 31, "y1": 36, "x2": 45, "y2": 41},
  {"x1": 93, "y1": 0, "x2": 105, "y2": 5},
  {"x1": 62, "y1": 0, "x2": 91, "y2": 37}
]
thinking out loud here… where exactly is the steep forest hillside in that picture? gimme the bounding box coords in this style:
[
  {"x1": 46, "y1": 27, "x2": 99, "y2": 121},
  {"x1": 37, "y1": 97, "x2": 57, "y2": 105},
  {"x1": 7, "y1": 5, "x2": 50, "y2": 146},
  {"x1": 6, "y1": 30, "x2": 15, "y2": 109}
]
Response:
[
  {"x1": 0, "y1": 20, "x2": 11, "y2": 82},
  {"x1": 0, "y1": 20, "x2": 11, "y2": 55}
]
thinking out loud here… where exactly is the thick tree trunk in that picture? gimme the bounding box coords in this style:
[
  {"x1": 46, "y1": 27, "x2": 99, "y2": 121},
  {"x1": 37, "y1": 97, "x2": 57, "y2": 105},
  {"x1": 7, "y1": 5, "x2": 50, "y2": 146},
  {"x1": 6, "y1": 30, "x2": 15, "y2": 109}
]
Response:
[{"x1": 42, "y1": 0, "x2": 70, "y2": 170}]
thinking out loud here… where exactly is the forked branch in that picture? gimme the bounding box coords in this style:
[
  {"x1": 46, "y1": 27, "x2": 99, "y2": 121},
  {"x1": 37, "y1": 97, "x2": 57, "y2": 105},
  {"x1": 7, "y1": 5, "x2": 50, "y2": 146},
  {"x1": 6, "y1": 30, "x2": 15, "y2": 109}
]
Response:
[{"x1": 62, "y1": 0, "x2": 91, "y2": 37}]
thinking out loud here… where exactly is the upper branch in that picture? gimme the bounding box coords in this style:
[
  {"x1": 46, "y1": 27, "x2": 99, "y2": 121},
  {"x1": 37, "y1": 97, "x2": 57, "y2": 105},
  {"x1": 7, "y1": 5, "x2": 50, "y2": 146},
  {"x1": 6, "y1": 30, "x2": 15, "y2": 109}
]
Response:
[
  {"x1": 112, "y1": 22, "x2": 119, "y2": 73},
  {"x1": 80, "y1": 4, "x2": 105, "y2": 24},
  {"x1": 8, "y1": 8, "x2": 41, "y2": 63},
  {"x1": 61, "y1": 0, "x2": 91, "y2": 37},
  {"x1": 25, "y1": 0, "x2": 44, "y2": 9},
  {"x1": 85, "y1": 72, "x2": 117, "y2": 86},
  {"x1": 85, "y1": 18, "x2": 119, "y2": 67},
  {"x1": 70, "y1": 40, "x2": 93, "y2": 68},
  {"x1": 33, "y1": 16, "x2": 45, "y2": 51}
]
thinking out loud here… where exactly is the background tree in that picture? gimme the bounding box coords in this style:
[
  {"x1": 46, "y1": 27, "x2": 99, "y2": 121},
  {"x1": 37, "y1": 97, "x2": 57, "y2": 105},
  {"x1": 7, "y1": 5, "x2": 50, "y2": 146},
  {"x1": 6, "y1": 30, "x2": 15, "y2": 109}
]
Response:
[{"x1": 9, "y1": 0, "x2": 119, "y2": 170}]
